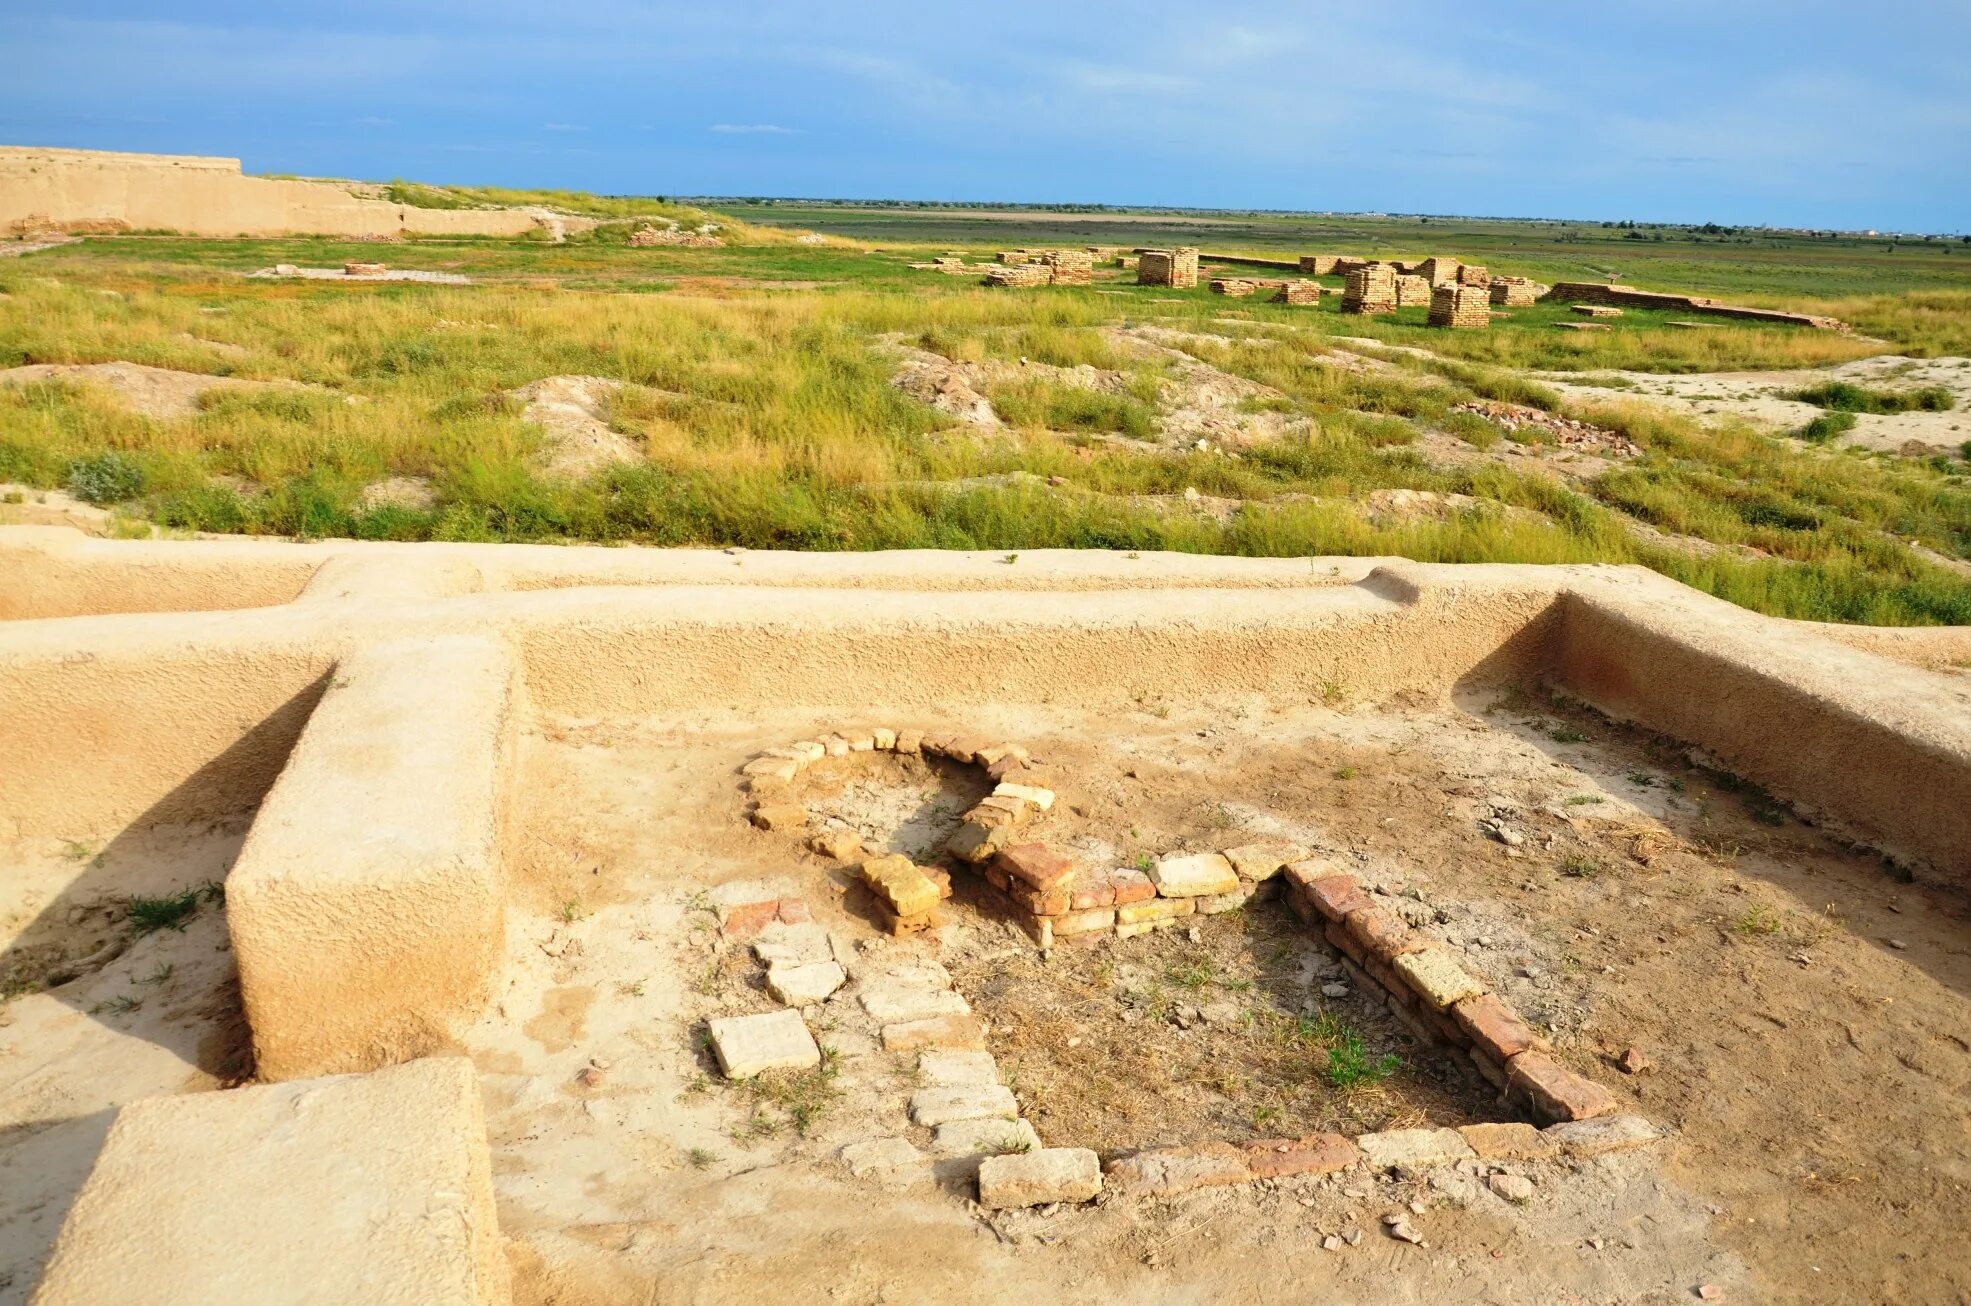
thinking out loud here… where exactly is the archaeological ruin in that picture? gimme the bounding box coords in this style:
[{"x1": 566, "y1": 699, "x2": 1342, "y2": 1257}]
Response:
[{"x1": 4, "y1": 524, "x2": 1966, "y2": 1301}]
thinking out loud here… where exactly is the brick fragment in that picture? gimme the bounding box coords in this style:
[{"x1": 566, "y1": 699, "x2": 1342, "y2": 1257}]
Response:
[
  {"x1": 979, "y1": 1148, "x2": 1102, "y2": 1208},
  {"x1": 933, "y1": 1118, "x2": 1040, "y2": 1157},
  {"x1": 766, "y1": 960, "x2": 845, "y2": 1006},
  {"x1": 740, "y1": 756, "x2": 798, "y2": 780},
  {"x1": 860, "y1": 854, "x2": 941, "y2": 918},
  {"x1": 1103, "y1": 1142, "x2": 1251, "y2": 1196},
  {"x1": 1344, "y1": 904, "x2": 1425, "y2": 960},
  {"x1": 945, "y1": 736, "x2": 991, "y2": 764},
  {"x1": 994, "y1": 843, "x2": 1079, "y2": 892},
  {"x1": 1542, "y1": 1115, "x2": 1660, "y2": 1157},
  {"x1": 1149, "y1": 852, "x2": 1239, "y2": 898},
  {"x1": 1304, "y1": 872, "x2": 1372, "y2": 922},
  {"x1": 750, "y1": 803, "x2": 808, "y2": 832},
  {"x1": 1047, "y1": 906, "x2": 1115, "y2": 937},
  {"x1": 718, "y1": 899, "x2": 782, "y2": 942},
  {"x1": 808, "y1": 829, "x2": 864, "y2": 861},
  {"x1": 1195, "y1": 886, "x2": 1252, "y2": 915},
  {"x1": 909, "y1": 1085, "x2": 1018, "y2": 1127},
  {"x1": 993, "y1": 782, "x2": 1056, "y2": 812},
  {"x1": 1452, "y1": 993, "x2": 1547, "y2": 1061},
  {"x1": 894, "y1": 730, "x2": 923, "y2": 755},
  {"x1": 708, "y1": 1009, "x2": 820, "y2": 1078},
  {"x1": 1007, "y1": 882, "x2": 1073, "y2": 917},
  {"x1": 822, "y1": 734, "x2": 851, "y2": 758},
  {"x1": 965, "y1": 797, "x2": 1030, "y2": 831},
  {"x1": 846, "y1": 731, "x2": 876, "y2": 752},
  {"x1": 872, "y1": 728, "x2": 897, "y2": 750},
  {"x1": 1109, "y1": 867, "x2": 1156, "y2": 905},
  {"x1": 918, "y1": 1050, "x2": 998, "y2": 1086},
  {"x1": 860, "y1": 986, "x2": 969, "y2": 1023},
  {"x1": 1507, "y1": 1051, "x2": 1620, "y2": 1123},
  {"x1": 1070, "y1": 878, "x2": 1116, "y2": 910},
  {"x1": 1116, "y1": 896, "x2": 1195, "y2": 925},
  {"x1": 882, "y1": 909, "x2": 937, "y2": 937},
  {"x1": 881, "y1": 1014, "x2": 986, "y2": 1052},
  {"x1": 1222, "y1": 841, "x2": 1302, "y2": 881},
  {"x1": 1392, "y1": 948, "x2": 1485, "y2": 1012},
  {"x1": 1244, "y1": 1133, "x2": 1360, "y2": 1179},
  {"x1": 947, "y1": 819, "x2": 1014, "y2": 864},
  {"x1": 1356, "y1": 1127, "x2": 1475, "y2": 1171}
]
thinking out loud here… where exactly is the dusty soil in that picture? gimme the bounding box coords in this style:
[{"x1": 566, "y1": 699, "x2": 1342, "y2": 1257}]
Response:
[
  {"x1": 4, "y1": 690, "x2": 1966, "y2": 1304},
  {"x1": 507, "y1": 374, "x2": 642, "y2": 480},
  {"x1": 1532, "y1": 354, "x2": 1971, "y2": 454},
  {"x1": 482, "y1": 692, "x2": 1967, "y2": 1304}
]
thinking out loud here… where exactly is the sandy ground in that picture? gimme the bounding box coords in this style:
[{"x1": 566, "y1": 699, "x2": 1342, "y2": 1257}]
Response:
[
  {"x1": 1534, "y1": 354, "x2": 1971, "y2": 454},
  {"x1": 0, "y1": 362, "x2": 320, "y2": 420},
  {"x1": 3, "y1": 689, "x2": 1966, "y2": 1303}
]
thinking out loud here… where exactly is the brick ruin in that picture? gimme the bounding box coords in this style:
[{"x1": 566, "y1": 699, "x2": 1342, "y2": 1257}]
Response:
[
  {"x1": 981, "y1": 248, "x2": 1095, "y2": 288},
  {"x1": 1209, "y1": 277, "x2": 1260, "y2": 297},
  {"x1": 1275, "y1": 280, "x2": 1322, "y2": 305},
  {"x1": 1298, "y1": 254, "x2": 1340, "y2": 276},
  {"x1": 1137, "y1": 247, "x2": 1200, "y2": 289},
  {"x1": 1395, "y1": 274, "x2": 1433, "y2": 308},
  {"x1": 1457, "y1": 264, "x2": 1490, "y2": 287},
  {"x1": 983, "y1": 263, "x2": 1050, "y2": 289},
  {"x1": 1341, "y1": 263, "x2": 1398, "y2": 315},
  {"x1": 1490, "y1": 276, "x2": 1540, "y2": 307},
  {"x1": 1430, "y1": 283, "x2": 1492, "y2": 329},
  {"x1": 1417, "y1": 256, "x2": 1461, "y2": 286},
  {"x1": 1545, "y1": 282, "x2": 1850, "y2": 331}
]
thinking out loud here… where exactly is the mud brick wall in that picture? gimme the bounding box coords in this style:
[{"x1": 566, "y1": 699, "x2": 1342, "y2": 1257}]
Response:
[
  {"x1": 1341, "y1": 264, "x2": 1398, "y2": 315},
  {"x1": 1210, "y1": 278, "x2": 1259, "y2": 297},
  {"x1": 1456, "y1": 264, "x2": 1490, "y2": 287},
  {"x1": 985, "y1": 263, "x2": 1051, "y2": 289},
  {"x1": 1418, "y1": 256, "x2": 1462, "y2": 286},
  {"x1": 1274, "y1": 280, "x2": 1322, "y2": 305},
  {"x1": 1137, "y1": 248, "x2": 1199, "y2": 289},
  {"x1": 1429, "y1": 283, "x2": 1491, "y2": 329},
  {"x1": 1544, "y1": 283, "x2": 1848, "y2": 331},
  {"x1": 1040, "y1": 250, "x2": 1094, "y2": 286},
  {"x1": 1490, "y1": 277, "x2": 1539, "y2": 307},
  {"x1": 1396, "y1": 274, "x2": 1433, "y2": 308},
  {"x1": 1299, "y1": 254, "x2": 1340, "y2": 275}
]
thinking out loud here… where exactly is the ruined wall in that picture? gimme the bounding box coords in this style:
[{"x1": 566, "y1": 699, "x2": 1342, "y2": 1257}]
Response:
[
  {"x1": 0, "y1": 145, "x2": 560, "y2": 239},
  {"x1": 1544, "y1": 282, "x2": 1847, "y2": 331},
  {"x1": 1429, "y1": 284, "x2": 1491, "y2": 329},
  {"x1": 1342, "y1": 264, "x2": 1398, "y2": 314}
]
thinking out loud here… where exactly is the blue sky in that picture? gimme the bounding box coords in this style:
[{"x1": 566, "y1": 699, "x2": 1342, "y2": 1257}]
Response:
[{"x1": 4, "y1": 1, "x2": 1967, "y2": 229}]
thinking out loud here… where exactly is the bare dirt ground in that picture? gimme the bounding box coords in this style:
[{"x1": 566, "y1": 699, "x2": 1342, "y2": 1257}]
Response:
[
  {"x1": 2, "y1": 688, "x2": 1965, "y2": 1303},
  {"x1": 0, "y1": 362, "x2": 320, "y2": 420},
  {"x1": 473, "y1": 692, "x2": 1968, "y2": 1304},
  {"x1": 1531, "y1": 354, "x2": 1971, "y2": 454}
]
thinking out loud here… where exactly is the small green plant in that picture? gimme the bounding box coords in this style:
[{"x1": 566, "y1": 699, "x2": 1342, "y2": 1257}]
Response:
[
  {"x1": 1001, "y1": 552, "x2": 1019, "y2": 564},
  {"x1": 136, "y1": 963, "x2": 175, "y2": 987},
  {"x1": 1334, "y1": 766, "x2": 1358, "y2": 780},
  {"x1": 1133, "y1": 852, "x2": 1154, "y2": 873},
  {"x1": 1325, "y1": 1030, "x2": 1400, "y2": 1090},
  {"x1": 1734, "y1": 905, "x2": 1782, "y2": 936},
  {"x1": 90, "y1": 993, "x2": 142, "y2": 1016},
  {"x1": 1799, "y1": 410, "x2": 1857, "y2": 443},
  {"x1": 1786, "y1": 380, "x2": 1954, "y2": 415},
  {"x1": 1251, "y1": 1103, "x2": 1281, "y2": 1130},
  {"x1": 1549, "y1": 725, "x2": 1589, "y2": 744},
  {"x1": 1564, "y1": 794, "x2": 1603, "y2": 806},
  {"x1": 126, "y1": 889, "x2": 201, "y2": 935},
  {"x1": 66, "y1": 451, "x2": 146, "y2": 505},
  {"x1": 686, "y1": 1147, "x2": 719, "y2": 1170},
  {"x1": 559, "y1": 899, "x2": 584, "y2": 923},
  {"x1": 1626, "y1": 770, "x2": 1657, "y2": 787},
  {"x1": 1559, "y1": 854, "x2": 1603, "y2": 879}
]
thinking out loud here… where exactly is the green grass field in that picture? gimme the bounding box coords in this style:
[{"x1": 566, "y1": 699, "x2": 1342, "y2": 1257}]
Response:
[{"x1": 3, "y1": 193, "x2": 1969, "y2": 626}]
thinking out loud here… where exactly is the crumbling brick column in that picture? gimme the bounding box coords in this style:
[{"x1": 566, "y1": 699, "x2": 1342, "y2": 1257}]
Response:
[
  {"x1": 1138, "y1": 247, "x2": 1199, "y2": 288},
  {"x1": 1341, "y1": 264, "x2": 1398, "y2": 314},
  {"x1": 1429, "y1": 283, "x2": 1492, "y2": 329}
]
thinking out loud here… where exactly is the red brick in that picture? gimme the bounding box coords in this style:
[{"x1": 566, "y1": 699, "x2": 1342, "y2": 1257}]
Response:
[
  {"x1": 776, "y1": 898, "x2": 813, "y2": 926},
  {"x1": 922, "y1": 869, "x2": 953, "y2": 900},
  {"x1": 1306, "y1": 874, "x2": 1372, "y2": 923},
  {"x1": 1324, "y1": 920, "x2": 1367, "y2": 966},
  {"x1": 1070, "y1": 878, "x2": 1117, "y2": 910},
  {"x1": 945, "y1": 736, "x2": 991, "y2": 764},
  {"x1": 1507, "y1": 1051, "x2": 1620, "y2": 1123},
  {"x1": 1285, "y1": 886, "x2": 1318, "y2": 924},
  {"x1": 719, "y1": 900, "x2": 781, "y2": 941},
  {"x1": 966, "y1": 798, "x2": 1027, "y2": 831},
  {"x1": 1009, "y1": 882, "x2": 1073, "y2": 917},
  {"x1": 1244, "y1": 1133, "x2": 1361, "y2": 1179},
  {"x1": 1344, "y1": 905, "x2": 1425, "y2": 961},
  {"x1": 984, "y1": 863, "x2": 1012, "y2": 892},
  {"x1": 1110, "y1": 868, "x2": 1156, "y2": 905},
  {"x1": 1469, "y1": 1046, "x2": 1509, "y2": 1091},
  {"x1": 995, "y1": 843, "x2": 1079, "y2": 892},
  {"x1": 881, "y1": 1013, "x2": 985, "y2": 1052},
  {"x1": 1452, "y1": 993, "x2": 1547, "y2": 1061}
]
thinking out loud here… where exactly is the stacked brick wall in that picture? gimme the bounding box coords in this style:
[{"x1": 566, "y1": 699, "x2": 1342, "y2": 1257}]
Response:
[
  {"x1": 1137, "y1": 247, "x2": 1200, "y2": 289},
  {"x1": 1489, "y1": 277, "x2": 1539, "y2": 307},
  {"x1": 1040, "y1": 249, "x2": 1094, "y2": 285},
  {"x1": 1299, "y1": 255, "x2": 1340, "y2": 276},
  {"x1": 1418, "y1": 257, "x2": 1461, "y2": 286},
  {"x1": 1341, "y1": 264, "x2": 1398, "y2": 315},
  {"x1": 1429, "y1": 284, "x2": 1491, "y2": 329},
  {"x1": 1545, "y1": 282, "x2": 1848, "y2": 330},
  {"x1": 1456, "y1": 264, "x2": 1490, "y2": 287},
  {"x1": 1274, "y1": 280, "x2": 1322, "y2": 306},
  {"x1": 1395, "y1": 275, "x2": 1432, "y2": 308},
  {"x1": 984, "y1": 263, "x2": 1050, "y2": 289},
  {"x1": 1210, "y1": 278, "x2": 1259, "y2": 297}
]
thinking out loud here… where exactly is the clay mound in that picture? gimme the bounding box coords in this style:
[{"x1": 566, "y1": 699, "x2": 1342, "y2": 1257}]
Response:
[
  {"x1": 508, "y1": 375, "x2": 641, "y2": 480},
  {"x1": 0, "y1": 362, "x2": 316, "y2": 420},
  {"x1": 888, "y1": 351, "x2": 1002, "y2": 429}
]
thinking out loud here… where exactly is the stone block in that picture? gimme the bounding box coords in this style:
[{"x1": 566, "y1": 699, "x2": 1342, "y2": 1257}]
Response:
[
  {"x1": 1244, "y1": 1133, "x2": 1361, "y2": 1179},
  {"x1": 1304, "y1": 871, "x2": 1373, "y2": 923},
  {"x1": 1507, "y1": 1051, "x2": 1620, "y2": 1123},
  {"x1": 909, "y1": 1085, "x2": 1019, "y2": 1126},
  {"x1": 1150, "y1": 852, "x2": 1239, "y2": 898},
  {"x1": 822, "y1": 734, "x2": 850, "y2": 757},
  {"x1": 1007, "y1": 881, "x2": 1073, "y2": 917},
  {"x1": 1117, "y1": 896, "x2": 1196, "y2": 925},
  {"x1": 1223, "y1": 841, "x2": 1301, "y2": 881},
  {"x1": 882, "y1": 1014, "x2": 986, "y2": 1052},
  {"x1": 31, "y1": 1057, "x2": 509, "y2": 1306},
  {"x1": 966, "y1": 796, "x2": 1030, "y2": 831},
  {"x1": 1104, "y1": 1142, "x2": 1251, "y2": 1196},
  {"x1": 995, "y1": 842, "x2": 1079, "y2": 891},
  {"x1": 1542, "y1": 1115, "x2": 1661, "y2": 1157},
  {"x1": 933, "y1": 1117, "x2": 1041, "y2": 1157},
  {"x1": 1356, "y1": 1127, "x2": 1475, "y2": 1171},
  {"x1": 808, "y1": 829, "x2": 864, "y2": 861},
  {"x1": 740, "y1": 754, "x2": 798, "y2": 779},
  {"x1": 841, "y1": 1136, "x2": 927, "y2": 1178},
  {"x1": 918, "y1": 1049, "x2": 1000, "y2": 1085},
  {"x1": 894, "y1": 730, "x2": 923, "y2": 755},
  {"x1": 860, "y1": 854, "x2": 941, "y2": 918},
  {"x1": 1392, "y1": 948, "x2": 1485, "y2": 1011},
  {"x1": 859, "y1": 986, "x2": 970, "y2": 1023},
  {"x1": 882, "y1": 908, "x2": 938, "y2": 937},
  {"x1": 766, "y1": 961, "x2": 846, "y2": 1006},
  {"x1": 1452, "y1": 993, "x2": 1547, "y2": 1060},
  {"x1": 978, "y1": 1148, "x2": 1103, "y2": 1208},
  {"x1": 872, "y1": 728, "x2": 896, "y2": 750},
  {"x1": 1458, "y1": 1122, "x2": 1556, "y2": 1162},
  {"x1": 1070, "y1": 878, "x2": 1117, "y2": 910},
  {"x1": 708, "y1": 1009, "x2": 821, "y2": 1078}
]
